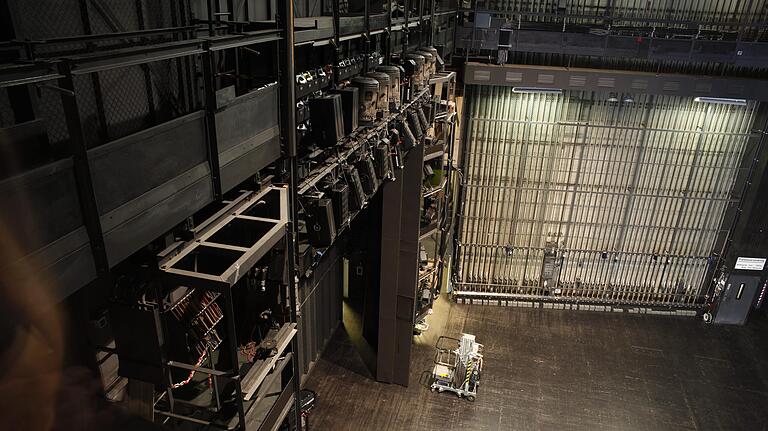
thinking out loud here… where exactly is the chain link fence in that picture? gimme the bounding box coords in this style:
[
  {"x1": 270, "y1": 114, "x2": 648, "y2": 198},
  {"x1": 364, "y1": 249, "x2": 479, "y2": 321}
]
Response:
[
  {"x1": 3, "y1": 0, "x2": 199, "y2": 167},
  {"x1": 71, "y1": 57, "x2": 199, "y2": 149}
]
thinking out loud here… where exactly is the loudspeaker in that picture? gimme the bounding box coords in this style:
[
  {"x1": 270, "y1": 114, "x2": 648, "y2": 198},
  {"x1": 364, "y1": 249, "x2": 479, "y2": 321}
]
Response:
[
  {"x1": 331, "y1": 87, "x2": 359, "y2": 134},
  {"x1": 309, "y1": 94, "x2": 344, "y2": 148},
  {"x1": 356, "y1": 157, "x2": 380, "y2": 196},
  {"x1": 305, "y1": 198, "x2": 336, "y2": 247},
  {"x1": 344, "y1": 166, "x2": 366, "y2": 210},
  {"x1": 329, "y1": 182, "x2": 350, "y2": 230}
]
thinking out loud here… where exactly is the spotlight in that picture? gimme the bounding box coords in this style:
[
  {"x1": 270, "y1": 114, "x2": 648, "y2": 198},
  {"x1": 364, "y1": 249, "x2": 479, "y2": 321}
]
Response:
[
  {"x1": 694, "y1": 97, "x2": 747, "y2": 106},
  {"x1": 512, "y1": 86, "x2": 563, "y2": 95}
]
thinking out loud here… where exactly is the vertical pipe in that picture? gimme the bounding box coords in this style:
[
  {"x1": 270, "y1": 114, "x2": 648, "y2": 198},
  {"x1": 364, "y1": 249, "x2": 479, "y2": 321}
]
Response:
[
  {"x1": 453, "y1": 85, "x2": 474, "y2": 290},
  {"x1": 332, "y1": 0, "x2": 341, "y2": 76},
  {"x1": 403, "y1": 0, "x2": 411, "y2": 54},
  {"x1": 207, "y1": 0, "x2": 215, "y2": 36},
  {"x1": 364, "y1": 0, "x2": 371, "y2": 73},
  {"x1": 222, "y1": 285, "x2": 247, "y2": 428},
  {"x1": 430, "y1": 0, "x2": 436, "y2": 45},
  {"x1": 276, "y1": 0, "x2": 303, "y2": 428},
  {"x1": 386, "y1": 0, "x2": 393, "y2": 61}
]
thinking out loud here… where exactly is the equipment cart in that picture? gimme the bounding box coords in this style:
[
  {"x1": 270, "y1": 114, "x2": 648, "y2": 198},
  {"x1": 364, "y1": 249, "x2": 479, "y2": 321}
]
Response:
[{"x1": 430, "y1": 334, "x2": 483, "y2": 401}]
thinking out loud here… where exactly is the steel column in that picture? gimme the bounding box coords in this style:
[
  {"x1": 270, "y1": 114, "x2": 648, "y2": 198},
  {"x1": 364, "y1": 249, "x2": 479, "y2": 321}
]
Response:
[{"x1": 276, "y1": 0, "x2": 302, "y2": 427}]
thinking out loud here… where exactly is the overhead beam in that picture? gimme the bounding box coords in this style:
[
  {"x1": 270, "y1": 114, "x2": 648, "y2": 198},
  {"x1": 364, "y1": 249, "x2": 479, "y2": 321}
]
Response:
[{"x1": 464, "y1": 63, "x2": 768, "y2": 101}]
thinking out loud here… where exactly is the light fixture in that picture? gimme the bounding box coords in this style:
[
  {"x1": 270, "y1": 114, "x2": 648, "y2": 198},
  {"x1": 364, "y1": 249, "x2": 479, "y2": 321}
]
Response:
[
  {"x1": 622, "y1": 95, "x2": 635, "y2": 103},
  {"x1": 512, "y1": 86, "x2": 563, "y2": 95},
  {"x1": 607, "y1": 92, "x2": 619, "y2": 102},
  {"x1": 694, "y1": 96, "x2": 747, "y2": 106}
]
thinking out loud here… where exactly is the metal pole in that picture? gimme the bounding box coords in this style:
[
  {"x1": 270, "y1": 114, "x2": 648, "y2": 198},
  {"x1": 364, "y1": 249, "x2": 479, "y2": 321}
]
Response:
[
  {"x1": 430, "y1": 0, "x2": 436, "y2": 45},
  {"x1": 385, "y1": 0, "x2": 392, "y2": 62},
  {"x1": 202, "y1": 43, "x2": 223, "y2": 200},
  {"x1": 332, "y1": 0, "x2": 341, "y2": 81},
  {"x1": 364, "y1": 0, "x2": 371, "y2": 74},
  {"x1": 452, "y1": 84, "x2": 473, "y2": 288},
  {"x1": 207, "y1": 0, "x2": 215, "y2": 36},
  {"x1": 57, "y1": 61, "x2": 111, "y2": 284},
  {"x1": 403, "y1": 0, "x2": 410, "y2": 54},
  {"x1": 222, "y1": 285, "x2": 247, "y2": 429},
  {"x1": 276, "y1": 0, "x2": 303, "y2": 429}
]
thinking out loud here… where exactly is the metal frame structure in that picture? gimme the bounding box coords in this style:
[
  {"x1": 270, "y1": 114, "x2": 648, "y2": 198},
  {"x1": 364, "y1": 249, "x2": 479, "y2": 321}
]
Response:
[
  {"x1": 154, "y1": 186, "x2": 299, "y2": 430},
  {"x1": 1, "y1": 1, "x2": 307, "y2": 428},
  {"x1": 463, "y1": 63, "x2": 768, "y2": 102},
  {"x1": 0, "y1": 0, "x2": 459, "y2": 422},
  {"x1": 455, "y1": 2, "x2": 768, "y2": 67},
  {"x1": 0, "y1": 20, "x2": 286, "y2": 299},
  {"x1": 429, "y1": 334, "x2": 483, "y2": 401},
  {"x1": 454, "y1": 84, "x2": 762, "y2": 309},
  {"x1": 417, "y1": 70, "x2": 458, "y2": 327}
]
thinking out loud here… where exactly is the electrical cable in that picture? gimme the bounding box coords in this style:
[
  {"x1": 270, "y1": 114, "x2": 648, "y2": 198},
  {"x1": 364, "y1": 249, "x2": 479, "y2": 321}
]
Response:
[{"x1": 170, "y1": 349, "x2": 208, "y2": 389}]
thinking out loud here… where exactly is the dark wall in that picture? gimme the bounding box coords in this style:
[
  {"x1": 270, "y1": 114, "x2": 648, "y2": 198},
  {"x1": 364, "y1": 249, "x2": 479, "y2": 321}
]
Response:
[
  {"x1": 725, "y1": 112, "x2": 768, "y2": 266},
  {"x1": 346, "y1": 191, "x2": 383, "y2": 347},
  {"x1": 377, "y1": 144, "x2": 423, "y2": 386},
  {"x1": 297, "y1": 240, "x2": 344, "y2": 376}
]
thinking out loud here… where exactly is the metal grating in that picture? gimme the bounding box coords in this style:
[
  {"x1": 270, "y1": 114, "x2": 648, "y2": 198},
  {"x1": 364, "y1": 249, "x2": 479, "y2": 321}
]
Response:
[
  {"x1": 474, "y1": 70, "x2": 491, "y2": 81},
  {"x1": 71, "y1": 58, "x2": 197, "y2": 149},
  {"x1": 506, "y1": 72, "x2": 524, "y2": 82},
  {"x1": 663, "y1": 81, "x2": 681, "y2": 92},
  {"x1": 597, "y1": 77, "x2": 615, "y2": 88},
  {"x1": 456, "y1": 85, "x2": 759, "y2": 307},
  {"x1": 569, "y1": 75, "x2": 587, "y2": 87},
  {"x1": 538, "y1": 74, "x2": 555, "y2": 84}
]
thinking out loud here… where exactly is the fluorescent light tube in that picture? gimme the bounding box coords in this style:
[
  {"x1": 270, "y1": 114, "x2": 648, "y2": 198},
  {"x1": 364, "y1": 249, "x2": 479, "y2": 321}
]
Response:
[
  {"x1": 512, "y1": 86, "x2": 563, "y2": 95},
  {"x1": 694, "y1": 97, "x2": 747, "y2": 106}
]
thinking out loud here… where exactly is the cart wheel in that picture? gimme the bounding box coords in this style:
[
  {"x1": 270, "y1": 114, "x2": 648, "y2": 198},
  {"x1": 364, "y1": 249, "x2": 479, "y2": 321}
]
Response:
[{"x1": 467, "y1": 395, "x2": 476, "y2": 402}]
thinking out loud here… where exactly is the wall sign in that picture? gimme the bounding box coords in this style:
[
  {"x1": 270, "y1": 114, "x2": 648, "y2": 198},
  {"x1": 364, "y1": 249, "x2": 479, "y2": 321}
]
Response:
[{"x1": 734, "y1": 257, "x2": 767, "y2": 271}]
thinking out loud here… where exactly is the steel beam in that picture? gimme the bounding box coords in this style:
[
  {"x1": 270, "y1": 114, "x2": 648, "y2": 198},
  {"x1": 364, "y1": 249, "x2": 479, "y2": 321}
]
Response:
[{"x1": 463, "y1": 63, "x2": 768, "y2": 102}]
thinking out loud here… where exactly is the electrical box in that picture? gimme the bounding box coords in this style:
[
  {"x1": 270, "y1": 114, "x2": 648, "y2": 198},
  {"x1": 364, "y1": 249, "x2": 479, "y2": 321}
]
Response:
[{"x1": 714, "y1": 273, "x2": 761, "y2": 325}]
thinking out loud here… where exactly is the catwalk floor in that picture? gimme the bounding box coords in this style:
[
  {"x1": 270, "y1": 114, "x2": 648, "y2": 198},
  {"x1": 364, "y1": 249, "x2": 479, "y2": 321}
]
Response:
[{"x1": 302, "y1": 298, "x2": 768, "y2": 431}]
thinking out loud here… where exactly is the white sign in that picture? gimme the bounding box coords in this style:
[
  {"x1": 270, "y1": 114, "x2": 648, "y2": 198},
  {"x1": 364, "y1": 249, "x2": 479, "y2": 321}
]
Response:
[{"x1": 734, "y1": 257, "x2": 767, "y2": 271}]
